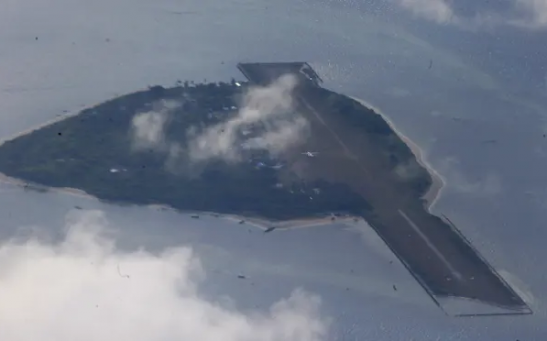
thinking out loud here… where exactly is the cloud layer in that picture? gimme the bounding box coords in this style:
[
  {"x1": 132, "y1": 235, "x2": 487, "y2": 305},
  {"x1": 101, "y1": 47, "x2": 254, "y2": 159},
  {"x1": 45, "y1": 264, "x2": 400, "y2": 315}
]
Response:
[
  {"x1": 129, "y1": 100, "x2": 181, "y2": 151},
  {"x1": 515, "y1": 0, "x2": 547, "y2": 28},
  {"x1": 187, "y1": 74, "x2": 309, "y2": 164},
  {"x1": 396, "y1": 0, "x2": 547, "y2": 29},
  {"x1": 0, "y1": 211, "x2": 329, "y2": 341},
  {"x1": 129, "y1": 75, "x2": 309, "y2": 173}
]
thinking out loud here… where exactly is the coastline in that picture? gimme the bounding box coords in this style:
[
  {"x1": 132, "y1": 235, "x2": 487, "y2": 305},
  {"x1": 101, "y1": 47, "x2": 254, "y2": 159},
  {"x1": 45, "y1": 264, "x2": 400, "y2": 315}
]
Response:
[
  {"x1": 0, "y1": 111, "x2": 82, "y2": 149},
  {"x1": 0, "y1": 89, "x2": 146, "y2": 148},
  {"x1": 0, "y1": 90, "x2": 437, "y2": 227},
  {"x1": 0, "y1": 108, "x2": 102, "y2": 200},
  {"x1": 0, "y1": 165, "x2": 345, "y2": 230},
  {"x1": 350, "y1": 96, "x2": 445, "y2": 212},
  {"x1": 0, "y1": 167, "x2": 344, "y2": 230}
]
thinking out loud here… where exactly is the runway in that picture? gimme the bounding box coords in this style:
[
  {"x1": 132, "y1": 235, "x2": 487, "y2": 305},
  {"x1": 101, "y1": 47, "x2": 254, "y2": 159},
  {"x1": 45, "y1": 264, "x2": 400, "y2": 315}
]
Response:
[{"x1": 238, "y1": 62, "x2": 530, "y2": 315}]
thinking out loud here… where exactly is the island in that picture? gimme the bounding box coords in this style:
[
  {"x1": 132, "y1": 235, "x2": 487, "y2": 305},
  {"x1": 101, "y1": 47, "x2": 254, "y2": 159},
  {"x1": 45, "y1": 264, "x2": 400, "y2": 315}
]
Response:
[
  {"x1": 0, "y1": 79, "x2": 373, "y2": 220},
  {"x1": 0, "y1": 62, "x2": 530, "y2": 316}
]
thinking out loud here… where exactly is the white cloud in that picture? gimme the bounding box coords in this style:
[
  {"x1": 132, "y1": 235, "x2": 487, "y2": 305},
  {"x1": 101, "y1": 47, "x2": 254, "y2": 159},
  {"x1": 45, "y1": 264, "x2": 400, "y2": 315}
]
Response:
[
  {"x1": 438, "y1": 157, "x2": 502, "y2": 196},
  {"x1": 513, "y1": 0, "x2": 547, "y2": 28},
  {"x1": 393, "y1": 159, "x2": 425, "y2": 180},
  {"x1": 129, "y1": 75, "x2": 310, "y2": 174},
  {"x1": 0, "y1": 210, "x2": 329, "y2": 341},
  {"x1": 129, "y1": 100, "x2": 180, "y2": 151},
  {"x1": 449, "y1": 172, "x2": 502, "y2": 195},
  {"x1": 186, "y1": 74, "x2": 310, "y2": 164},
  {"x1": 396, "y1": 0, "x2": 547, "y2": 29},
  {"x1": 398, "y1": 0, "x2": 454, "y2": 24}
]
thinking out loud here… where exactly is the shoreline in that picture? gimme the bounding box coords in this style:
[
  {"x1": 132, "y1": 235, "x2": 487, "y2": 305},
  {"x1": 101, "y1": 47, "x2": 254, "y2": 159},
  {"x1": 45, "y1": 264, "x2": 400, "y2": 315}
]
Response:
[
  {"x1": 0, "y1": 89, "x2": 147, "y2": 148},
  {"x1": 0, "y1": 90, "x2": 439, "y2": 227},
  {"x1": 350, "y1": 96, "x2": 445, "y2": 212},
  {"x1": 0, "y1": 111, "x2": 82, "y2": 149},
  {"x1": 0, "y1": 169, "x2": 345, "y2": 230}
]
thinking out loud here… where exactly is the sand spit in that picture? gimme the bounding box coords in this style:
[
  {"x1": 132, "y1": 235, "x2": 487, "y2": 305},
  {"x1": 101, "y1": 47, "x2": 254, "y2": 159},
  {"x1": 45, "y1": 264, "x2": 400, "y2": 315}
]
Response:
[{"x1": 350, "y1": 97, "x2": 446, "y2": 211}]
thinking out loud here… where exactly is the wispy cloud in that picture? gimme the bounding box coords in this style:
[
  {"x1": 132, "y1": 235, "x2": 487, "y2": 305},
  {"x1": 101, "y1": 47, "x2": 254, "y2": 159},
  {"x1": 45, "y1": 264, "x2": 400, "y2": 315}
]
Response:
[
  {"x1": 186, "y1": 74, "x2": 309, "y2": 164},
  {"x1": 396, "y1": 0, "x2": 547, "y2": 29},
  {"x1": 0, "y1": 210, "x2": 330, "y2": 341},
  {"x1": 131, "y1": 75, "x2": 310, "y2": 174},
  {"x1": 449, "y1": 171, "x2": 503, "y2": 195},
  {"x1": 393, "y1": 159, "x2": 426, "y2": 180},
  {"x1": 129, "y1": 100, "x2": 180, "y2": 151},
  {"x1": 398, "y1": 0, "x2": 454, "y2": 24},
  {"x1": 438, "y1": 157, "x2": 503, "y2": 196}
]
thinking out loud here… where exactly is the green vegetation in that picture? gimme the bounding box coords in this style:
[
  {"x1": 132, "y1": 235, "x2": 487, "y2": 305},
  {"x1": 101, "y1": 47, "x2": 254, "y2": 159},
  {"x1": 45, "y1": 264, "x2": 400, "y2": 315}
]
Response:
[
  {"x1": 0, "y1": 71, "x2": 432, "y2": 220},
  {"x1": 310, "y1": 87, "x2": 432, "y2": 199},
  {"x1": 0, "y1": 81, "x2": 372, "y2": 220}
]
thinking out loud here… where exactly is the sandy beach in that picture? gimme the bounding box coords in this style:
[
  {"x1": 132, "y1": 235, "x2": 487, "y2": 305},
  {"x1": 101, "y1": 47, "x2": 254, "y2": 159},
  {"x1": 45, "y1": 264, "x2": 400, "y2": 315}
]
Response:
[
  {"x1": 147, "y1": 204, "x2": 354, "y2": 230},
  {"x1": 351, "y1": 96, "x2": 446, "y2": 211}
]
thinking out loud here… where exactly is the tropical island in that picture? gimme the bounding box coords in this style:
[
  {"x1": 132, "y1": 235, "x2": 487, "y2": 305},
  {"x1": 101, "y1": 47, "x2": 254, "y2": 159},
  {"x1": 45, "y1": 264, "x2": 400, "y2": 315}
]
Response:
[
  {"x1": 0, "y1": 74, "x2": 410, "y2": 220},
  {"x1": 0, "y1": 62, "x2": 529, "y2": 315}
]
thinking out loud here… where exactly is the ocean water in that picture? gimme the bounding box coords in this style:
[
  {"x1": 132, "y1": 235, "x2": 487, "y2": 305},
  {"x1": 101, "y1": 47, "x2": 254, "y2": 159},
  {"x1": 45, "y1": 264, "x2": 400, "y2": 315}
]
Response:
[{"x1": 1, "y1": 0, "x2": 546, "y2": 339}]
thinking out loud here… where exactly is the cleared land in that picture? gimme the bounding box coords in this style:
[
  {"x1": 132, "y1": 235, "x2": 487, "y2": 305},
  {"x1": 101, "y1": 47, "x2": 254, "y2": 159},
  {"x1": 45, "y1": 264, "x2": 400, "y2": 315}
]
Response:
[
  {"x1": 238, "y1": 62, "x2": 529, "y2": 314},
  {"x1": 0, "y1": 62, "x2": 530, "y2": 315}
]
